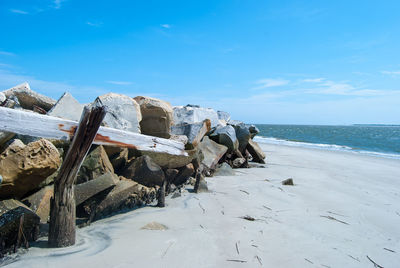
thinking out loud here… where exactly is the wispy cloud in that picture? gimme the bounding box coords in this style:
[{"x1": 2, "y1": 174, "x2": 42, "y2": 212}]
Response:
[
  {"x1": 161, "y1": 24, "x2": 171, "y2": 29},
  {"x1": 253, "y1": 78, "x2": 289, "y2": 89},
  {"x1": 381, "y1": 70, "x2": 400, "y2": 75},
  {"x1": 53, "y1": 0, "x2": 66, "y2": 9},
  {"x1": 86, "y1": 21, "x2": 103, "y2": 27},
  {"x1": 0, "y1": 51, "x2": 15, "y2": 56},
  {"x1": 302, "y1": 78, "x2": 325, "y2": 83},
  {"x1": 10, "y1": 9, "x2": 29, "y2": 15},
  {"x1": 106, "y1": 81, "x2": 133, "y2": 86}
]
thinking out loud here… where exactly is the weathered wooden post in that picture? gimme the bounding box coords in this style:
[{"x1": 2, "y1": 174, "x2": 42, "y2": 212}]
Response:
[
  {"x1": 157, "y1": 180, "x2": 167, "y2": 207},
  {"x1": 48, "y1": 103, "x2": 106, "y2": 247}
]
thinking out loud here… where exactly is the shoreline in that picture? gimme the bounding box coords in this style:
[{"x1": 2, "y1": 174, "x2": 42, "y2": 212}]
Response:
[{"x1": 4, "y1": 143, "x2": 400, "y2": 267}]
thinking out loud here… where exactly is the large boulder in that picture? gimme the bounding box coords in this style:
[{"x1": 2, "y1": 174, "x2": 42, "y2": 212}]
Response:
[
  {"x1": 2, "y1": 82, "x2": 56, "y2": 112},
  {"x1": 121, "y1": 155, "x2": 165, "y2": 187},
  {"x1": 0, "y1": 199, "x2": 40, "y2": 254},
  {"x1": 171, "y1": 119, "x2": 211, "y2": 150},
  {"x1": 0, "y1": 92, "x2": 5, "y2": 103},
  {"x1": 197, "y1": 137, "x2": 228, "y2": 170},
  {"x1": 133, "y1": 96, "x2": 173, "y2": 138},
  {"x1": 75, "y1": 172, "x2": 117, "y2": 206},
  {"x1": 47, "y1": 92, "x2": 84, "y2": 121},
  {"x1": 246, "y1": 139, "x2": 266, "y2": 164},
  {"x1": 0, "y1": 131, "x2": 15, "y2": 150},
  {"x1": 77, "y1": 145, "x2": 114, "y2": 184},
  {"x1": 141, "y1": 149, "x2": 196, "y2": 169},
  {"x1": 0, "y1": 139, "x2": 61, "y2": 199},
  {"x1": 97, "y1": 93, "x2": 142, "y2": 133},
  {"x1": 217, "y1": 110, "x2": 230, "y2": 125},
  {"x1": 22, "y1": 185, "x2": 53, "y2": 223},
  {"x1": 230, "y1": 122, "x2": 251, "y2": 154},
  {"x1": 173, "y1": 163, "x2": 195, "y2": 185},
  {"x1": 94, "y1": 178, "x2": 156, "y2": 219},
  {"x1": 209, "y1": 125, "x2": 238, "y2": 152},
  {"x1": 247, "y1": 124, "x2": 260, "y2": 139},
  {"x1": 173, "y1": 105, "x2": 222, "y2": 127}
]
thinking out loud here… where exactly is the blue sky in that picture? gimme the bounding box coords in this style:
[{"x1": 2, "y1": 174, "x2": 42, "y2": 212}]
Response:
[{"x1": 1, "y1": 0, "x2": 400, "y2": 124}]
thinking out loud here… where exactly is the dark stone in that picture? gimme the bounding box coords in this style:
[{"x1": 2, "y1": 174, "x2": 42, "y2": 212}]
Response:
[
  {"x1": 232, "y1": 157, "x2": 246, "y2": 168},
  {"x1": 282, "y1": 178, "x2": 294, "y2": 185},
  {"x1": 77, "y1": 145, "x2": 114, "y2": 184},
  {"x1": 247, "y1": 124, "x2": 260, "y2": 139},
  {"x1": 174, "y1": 163, "x2": 194, "y2": 185},
  {"x1": 209, "y1": 125, "x2": 238, "y2": 152},
  {"x1": 74, "y1": 172, "x2": 117, "y2": 206},
  {"x1": 165, "y1": 169, "x2": 179, "y2": 182},
  {"x1": 171, "y1": 119, "x2": 211, "y2": 150},
  {"x1": 121, "y1": 155, "x2": 165, "y2": 187},
  {"x1": 231, "y1": 123, "x2": 251, "y2": 154},
  {"x1": 246, "y1": 139, "x2": 266, "y2": 164}
]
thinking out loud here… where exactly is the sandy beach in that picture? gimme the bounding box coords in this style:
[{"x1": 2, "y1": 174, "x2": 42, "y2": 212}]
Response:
[{"x1": 3, "y1": 143, "x2": 400, "y2": 268}]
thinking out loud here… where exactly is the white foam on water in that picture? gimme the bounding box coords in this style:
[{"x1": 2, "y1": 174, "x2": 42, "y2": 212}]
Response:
[{"x1": 254, "y1": 136, "x2": 400, "y2": 160}]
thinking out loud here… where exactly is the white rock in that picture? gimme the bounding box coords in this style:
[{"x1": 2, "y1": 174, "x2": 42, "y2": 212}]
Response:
[
  {"x1": 173, "y1": 105, "x2": 222, "y2": 127},
  {"x1": 97, "y1": 93, "x2": 142, "y2": 133},
  {"x1": 0, "y1": 92, "x2": 5, "y2": 103},
  {"x1": 48, "y1": 92, "x2": 84, "y2": 121}
]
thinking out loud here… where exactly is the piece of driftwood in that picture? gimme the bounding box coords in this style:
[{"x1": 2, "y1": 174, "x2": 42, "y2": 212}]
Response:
[
  {"x1": 48, "y1": 105, "x2": 106, "y2": 247},
  {"x1": 157, "y1": 180, "x2": 166, "y2": 207},
  {"x1": 0, "y1": 106, "x2": 186, "y2": 156}
]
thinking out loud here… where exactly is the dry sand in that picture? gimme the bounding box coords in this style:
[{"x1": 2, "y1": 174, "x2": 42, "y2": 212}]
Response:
[{"x1": 4, "y1": 143, "x2": 400, "y2": 267}]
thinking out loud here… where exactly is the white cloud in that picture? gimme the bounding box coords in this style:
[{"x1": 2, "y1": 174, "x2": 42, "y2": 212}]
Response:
[
  {"x1": 302, "y1": 78, "x2": 325, "y2": 83},
  {"x1": 0, "y1": 51, "x2": 15, "y2": 56},
  {"x1": 106, "y1": 81, "x2": 133, "y2": 86},
  {"x1": 87, "y1": 21, "x2": 103, "y2": 27},
  {"x1": 53, "y1": 0, "x2": 66, "y2": 9},
  {"x1": 381, "y1": 70, "x2": 400, "y2": 75},
  {"x1": 161, "y1": 24, "x2": 171, "y2": 29},
  {"x1": 10, "y1": 9, "x2": 29, "y2": 14},
  {"x1": 253, "y1": 78, "x2": 289, "y2": 89}
]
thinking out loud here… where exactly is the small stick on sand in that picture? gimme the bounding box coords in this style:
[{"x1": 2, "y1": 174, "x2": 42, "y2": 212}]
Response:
[
  {"x1": 161, "y1": 242, "x2": 174, "y2": 258},
  {"x1": 320, "y1": 215, "x2": 349, "y2": 225},
  {"x1": 235, "y1": 241, "x2": 240, "y2": 255},
  {"x1": 347, "y1": 254, "x2": 360, "y2": 262},
  {"x1": 198, "y1": 202, "x2": 205, "y2": 214},
  {"x1": 239, "y1": 215, "x2": 255, "y2": 221},
  {"x1": 227, "y1": 259, "x2": 247, "y2": 263},
  {"x1": 255, "y1": 255, "x2": 262, "y2": 265},
  {"x1": 263, "y1": 205, "x2": 272, "y2": 210},
  {"x1": 304, "y1": 258, "x2": 313, "y2": 264},
  {"x1": 383, "y1": 248, "x2": 395, "y2": 253},
  {"x1": 366, "y1": 255, "x2": 384, "y2": 268},
  {"x1": 240, "y1": 190, "x2": 249, "y2": 195}
]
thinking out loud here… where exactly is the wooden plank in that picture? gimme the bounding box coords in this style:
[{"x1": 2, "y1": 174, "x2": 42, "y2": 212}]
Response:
[
  {"x1": 0, "y1": 106, "x2": 187, "y2": 156},
  {"x1": 48, "y1": 104, "x2": 106, "y2": 247}
]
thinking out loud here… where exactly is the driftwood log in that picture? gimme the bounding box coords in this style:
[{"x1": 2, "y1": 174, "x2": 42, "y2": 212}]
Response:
[
  {"x1": 0, "y1": 106, "x2": 186, "y2": 156},
  {"x1": 48, "y1": 104, "x2": 106, "y2": 247}
]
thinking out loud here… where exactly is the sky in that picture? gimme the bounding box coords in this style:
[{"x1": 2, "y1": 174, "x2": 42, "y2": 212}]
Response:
[{"x1": 1, "y1": 0, "x2": 400, "y2": 124}]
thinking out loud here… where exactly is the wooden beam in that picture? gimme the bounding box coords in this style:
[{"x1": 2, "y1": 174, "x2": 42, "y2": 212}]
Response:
[
  {"x1": 0, "y1": 106, "x2": 187, "y2": 156},
  {"x1": 48, "y1": 104, "x2": 106, "y2": 247}
]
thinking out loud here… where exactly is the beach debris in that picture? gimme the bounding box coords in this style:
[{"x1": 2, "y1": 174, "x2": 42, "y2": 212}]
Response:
[
  {"x1": 161, "y1": 241, "x2": 174, "y2": 258},
  {"x1": 227, "y1": 259, "x2": 247, "y2": 263},
  {"x1": 235, "y1": 241, "x2": 240, "y2": 254},
  {"x1": 347, "y1": 254, "x2": 360, "y2": 262},
  {"x1": 121, "y1": 155, "x2": 165, "y2": 187},
  {"x1": 48, "y1": 92, "x2": 84, "y2": 121},
  {"x1": 383, "y1": 248, "x2": 395, "y2": 253},
  {"x1": 263, "y1": 205, "x2": 272, "y2": 210},
  {"x1": 304, "y1": 258, "x2": 314, "y2": 264},
  {"x1": 232, "y1": 157, "x2": 246, "y2": 168},
  {"x1": 74, "y1": 172, "x2": 117, "y2": 206},
  {"x1": 240, "y1": 215, "x2": 256, "y2": 221},
  {"x1": 141, "y1": 222, "x2": 168, "y2": 231},
  {"x1": 76, "y1": 145, "x2": 114, "y2": 184},
  {"x1": 134, "y1": 96, "x2": 173, "y2": 139},
  {"x1": 255, "y1": 255, "x2": 262, "y2": 265},
  {"x1": 0, "y1": 138, "x2": 61, "y2": 199},
  {"x1": 198, "y1": 202, "x2": 206, "y2": 214},
  {"x1": 209, "y1": 125, "x2": 239, "y2": 152},
  {"x1": 97, "y1": 93, "x2": 142, "y2": 133},
  {"x1": 240, "y1": 190, "x2": 250, "y2": 195},
  {"x1": 282, "y1": 178, "x2": 294, "y2": 185},
  {"x1": 366, "y1": 255, "x2": 384, "y2": 268},
  {"x1": 320, "y1": 215, "x2": 349, "y2": 225},
  {"x1": 157, "y1": 179, "x2": 167, "y2": 207}
]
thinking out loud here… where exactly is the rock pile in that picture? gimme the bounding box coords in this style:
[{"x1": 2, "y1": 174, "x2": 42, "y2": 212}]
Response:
[{"x1": 0, "y1": 83, "x2": 266, "y2": 257}]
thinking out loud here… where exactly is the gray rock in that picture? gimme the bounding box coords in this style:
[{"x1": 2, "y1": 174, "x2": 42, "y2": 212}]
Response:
[
  {"x1": 22, "y1": 185, "x2": 53, "y2": 223},
  {"x1": 134, "y1": 96, "x2": 173, "y2": 138},
  {"x1": 170, "y1": 134, "x2": 188, "y2": 145},
  {"x1": 171, "y1": 191, "x2": 181, "y2": 199},
  {"x1": 246, "y1": 139, "x2": 266, "y2": 164},
  {"x1": 171, "y1": 119, "x2": 211, "y2": 149},
  {"x1": 97, "y1": 93, "x2": 142, "y2": 133},
  {"x1": 217, "y1": 110, "x2": 230, "y2": 124},
  {"x1": 141, "y1": 149, "x2": 196, "y2": 169},
  {"x1": 232, "y1": 157, "x2": 246, "y2": 168},
  {"x1": 231, "y1": 122, "x2": 251, "y2": 153},
  {"x1": 282, "y1": 178, "x2": 294, "y2": 186},
  {"x1": 77, "y1": 146, "x2": 114, "y2": 184},
  {"x1": 75, "y1": 172, "x2": 117, "y2": 206},
  {"x1": 197, "y1": 136, "x2": 228, "y2": 170},
  {"x1": 209, "y1": 125, "x2": 238, "y2": 152},
  {"x1": 197, "y1": 178, "x2": 208, "y2": 192},
  {"x1": 0, "y1": 131, "x2": 15, "y2": 149},
  {"x1": 165, "y1": 169, "x2": 179, "y2": 182},
  {"x1": 48, "y1": 92, "x2": 84, "y2": 121},
  {"x1": 214, "y1": 162, "x2": 235, "y2": 176},
  {"x1": 174, "y1": 163, "x2": 194, "y2": 185},
  {"x1": 108, "y1": 148, "x2": 129, "y2": 173},
  {"x1": 0, "y1": 199, "x2": 40, "y2": 253},
  {"x1": 173, "y1": 105, "x2": 222, "y2": 127},
  {"x1": 2, "y1": 82, "x2": 56, "y2": 111},
  {"x1": 247, "y1": 124, "x2": 260, "y2": 139},
  {"x1": 121, "y1": 155, "x2": 165, "y2": 187}
]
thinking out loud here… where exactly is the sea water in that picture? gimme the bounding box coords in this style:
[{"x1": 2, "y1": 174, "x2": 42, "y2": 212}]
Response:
[{"x1": 255, "y1": 124, "x2": 400, "y2": 159}]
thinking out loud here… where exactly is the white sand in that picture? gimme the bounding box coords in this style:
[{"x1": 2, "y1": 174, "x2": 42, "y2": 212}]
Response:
[{"x1": 4, "y1": 143, "x2": 400, "y2": 267}]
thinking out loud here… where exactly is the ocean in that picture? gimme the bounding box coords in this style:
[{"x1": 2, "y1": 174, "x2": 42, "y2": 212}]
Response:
[{"x1": 254, "y1": 124, "x2": 400, "y2": 159}]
